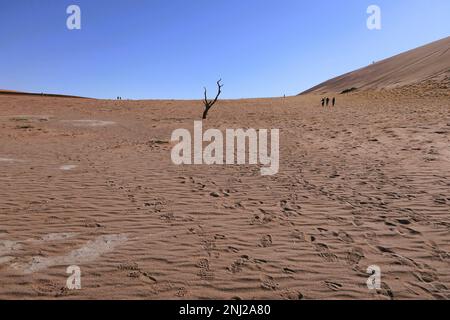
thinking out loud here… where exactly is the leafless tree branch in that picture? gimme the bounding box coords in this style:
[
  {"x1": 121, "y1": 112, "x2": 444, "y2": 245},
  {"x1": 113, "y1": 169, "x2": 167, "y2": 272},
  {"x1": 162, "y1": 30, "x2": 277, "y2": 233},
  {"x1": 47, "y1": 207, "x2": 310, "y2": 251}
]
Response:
[{"x1": 202, "y1": 79, "x2": 223, "y2": 120}]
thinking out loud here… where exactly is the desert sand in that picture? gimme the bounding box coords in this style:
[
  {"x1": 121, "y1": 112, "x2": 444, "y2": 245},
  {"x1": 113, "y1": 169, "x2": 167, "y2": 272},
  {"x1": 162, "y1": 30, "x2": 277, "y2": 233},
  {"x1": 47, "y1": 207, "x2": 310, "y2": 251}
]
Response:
[
  {"x1": 1, "y1": 37, "x2": 450, "y2": 300},
  {"x1": 0, "y1": 87, "x2": 449, "y2": 300}
]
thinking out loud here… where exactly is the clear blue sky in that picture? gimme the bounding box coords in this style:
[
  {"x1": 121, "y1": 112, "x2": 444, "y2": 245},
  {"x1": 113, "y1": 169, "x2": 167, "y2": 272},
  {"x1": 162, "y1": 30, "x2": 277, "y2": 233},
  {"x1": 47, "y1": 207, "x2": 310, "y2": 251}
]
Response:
[{"x1": 1, "y1": 0, "x2": 449, "y2": 99}]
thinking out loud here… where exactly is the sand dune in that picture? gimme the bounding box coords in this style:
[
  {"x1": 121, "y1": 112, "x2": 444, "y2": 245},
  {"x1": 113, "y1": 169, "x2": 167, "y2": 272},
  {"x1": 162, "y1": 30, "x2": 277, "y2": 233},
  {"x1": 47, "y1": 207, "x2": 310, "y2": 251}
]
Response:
[
  {"x1": 0, "y1": 87, "x2": 449, "y2": 299},
  {"x1": 0, "y1": 90, "x2": 87, "y2": 99},
  {"x1": 301, "y1": 36, "x2": 450, "y2": 94},
  {"x1": 1, "y1": 37, "x2": 449, "y2": 300}
]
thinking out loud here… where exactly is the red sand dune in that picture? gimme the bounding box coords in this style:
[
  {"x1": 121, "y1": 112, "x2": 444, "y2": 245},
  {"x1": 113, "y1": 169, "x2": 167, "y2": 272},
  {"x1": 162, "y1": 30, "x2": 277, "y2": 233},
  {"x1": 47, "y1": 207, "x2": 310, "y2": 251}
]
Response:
[
  {"x1": 301, "y1": 36, "x2": 450, "y2": 95},
  {"x1": 0, "y1": 89, "x2": 87, "y2": 99},
  {"x1": 0, "y1": 37, "x2": 449, "y2": 300}
]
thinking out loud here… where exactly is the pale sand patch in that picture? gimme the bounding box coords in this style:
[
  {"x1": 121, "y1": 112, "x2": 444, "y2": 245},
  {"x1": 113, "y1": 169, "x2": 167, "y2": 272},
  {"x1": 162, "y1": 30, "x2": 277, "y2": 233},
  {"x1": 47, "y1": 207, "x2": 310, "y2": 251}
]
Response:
[
  {"x1": 12, "y1": 234, "x2": 127, "y2": 274},
  {"x1": 59, "y1": 165, "x2": 78, "y2": 171},
  {"x1": 61, "y1": 120, "x2": 116, "y2": 127},
  {"x1": 0, "y1": 240, "x2": 21, "y2": 256},
  {"x1": 0, "y1": 158, "x2": 24, "y2": 163},
  {"x1": 1, "y1": 234, "x2": 78, "y2": 265},
  {"x1": 0, "y1": 240, "x2": 22, "y2": 265},
  {"x1": 0, "y1": 257, "x2": 14, "y2": 264}
]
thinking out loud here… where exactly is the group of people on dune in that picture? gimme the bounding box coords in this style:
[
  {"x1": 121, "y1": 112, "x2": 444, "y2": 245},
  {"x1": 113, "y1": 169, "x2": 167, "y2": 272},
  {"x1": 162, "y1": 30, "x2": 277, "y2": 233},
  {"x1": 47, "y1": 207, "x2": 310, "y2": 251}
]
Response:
[{"x1": 321, "y1": 97, "x2": 336, "y2": 107}]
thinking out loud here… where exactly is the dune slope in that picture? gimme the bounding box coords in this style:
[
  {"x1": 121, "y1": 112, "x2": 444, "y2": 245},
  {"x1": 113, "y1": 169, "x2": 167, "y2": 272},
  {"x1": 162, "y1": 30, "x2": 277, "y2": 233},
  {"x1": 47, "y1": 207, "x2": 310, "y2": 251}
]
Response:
[{"x1": 301, "y1": 36, "x2": 450, "y2": 94}]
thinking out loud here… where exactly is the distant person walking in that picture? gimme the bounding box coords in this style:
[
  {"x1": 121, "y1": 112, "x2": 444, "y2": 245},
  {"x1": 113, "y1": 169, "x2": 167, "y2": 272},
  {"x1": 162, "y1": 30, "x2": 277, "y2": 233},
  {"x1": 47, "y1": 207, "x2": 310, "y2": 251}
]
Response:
[
  {"x1": 332, "y1": 97, "x2": 336, "y2": 107},
  {"x1": 326, "y1": 97, "x2": 330, "y2": 106},
  {"x1": 321, "y1": 98, "x2": 325, "y2": 107}
]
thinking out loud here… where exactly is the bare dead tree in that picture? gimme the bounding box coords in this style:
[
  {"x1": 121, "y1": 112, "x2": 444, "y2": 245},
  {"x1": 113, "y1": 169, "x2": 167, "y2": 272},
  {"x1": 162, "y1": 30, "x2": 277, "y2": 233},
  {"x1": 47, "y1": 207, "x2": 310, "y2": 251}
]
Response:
[{"x1": 202, "y1": 79, "x2": 223, "y2": 120}]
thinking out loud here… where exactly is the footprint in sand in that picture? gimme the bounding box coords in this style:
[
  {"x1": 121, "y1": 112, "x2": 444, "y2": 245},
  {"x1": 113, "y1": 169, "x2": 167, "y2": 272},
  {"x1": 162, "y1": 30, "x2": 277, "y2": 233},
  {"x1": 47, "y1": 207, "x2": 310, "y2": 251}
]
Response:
[
  {"x1": 259, "y1": 235, "x2": 273, "y2": 248},
  {"x1": 118, "y1": 262, "x2": 171, "y2": 294},
  {"x1": 228, "y1": 256, "x2": 250, "y2": 274},
  {"x1": 282, "y1": 267, "x2": 296, "y2": 275},
  {"x1": 281, "y1": 289, "x2": 304, "y2": 300},
  {"x1": 377, "y1": 282, "x2": 394, "y2": 300},
  {"x1": 280, "y1": 200, "x2": 301, "y2": 216},
  {"x1": 175, "y1": 287, "x2": 188, "y2": 297},
  {"x1": 260, "y1": 275, "x2": 279, "y2": 291},
  {"x1": 335, "y1": 231, "x2": 354, "y2": 244},
  {"x1": 144, "y1": 197, "x2": 167, "y2": 213},
  {"x1": 314, "y1": 243, "x2": 339, "y2": 263},
  {"x1": 325, "y1": 281, "x2": 343, "y2": 291},
  {"x1": 118, "y1": 262, "x2": 140, "y2": 272},
  {"x1": 32, "y1": 279, "x2": 69, "y2": 297},
  {"x1": 251, "y1": 209, "x2": 277, "y2": 225},
  {"x1": 197, "y1": 258, "x2": 214, "y2": 280},
  {"x1": 127, "y1": 270, "x2": 157, "y2": 284},
  {"x1": 290, "y1": 230, "x2": 306, "y2": 242},
  {"x1": 228, "y1": 255, "x2": 265, "y2": 274},
  {"x1": 346, "y1": 248, "x2": 365, "y2": 266},
  {"x1": 413, "y1": 270, "x2": 439, "y2": 284},
  {"x1": 425, "y1": 241, "x2": 450, "y2": 261},
  {"x1": 201, "y1": 238, "x2": 217, "y2": 256}
]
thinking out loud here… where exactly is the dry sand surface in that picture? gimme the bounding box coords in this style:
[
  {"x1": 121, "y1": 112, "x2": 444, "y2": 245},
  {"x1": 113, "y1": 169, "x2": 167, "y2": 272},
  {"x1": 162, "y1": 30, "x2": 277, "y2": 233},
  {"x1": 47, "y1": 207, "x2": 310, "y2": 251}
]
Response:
[{"x1": 0, "y1": 89, "x2": 449, "y2": 300}]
